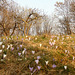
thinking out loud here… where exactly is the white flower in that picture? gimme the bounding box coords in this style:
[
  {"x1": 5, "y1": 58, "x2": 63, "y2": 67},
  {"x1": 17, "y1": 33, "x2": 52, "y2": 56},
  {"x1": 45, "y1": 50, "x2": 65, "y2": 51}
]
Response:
[
  {"x1": 0, "y1": 50, "x2": 2, "y2": 53},
  {"x1": 73, "y1": 56, "x2": 74, "y2": 60},
  {"x1": 25, "y1": 58, "x2": 27, "y2": 60},
  {"x1": 54, "y1": 40, "x2": 56, "y2": 43},
  {"x1": 29, "y1": 37, "x2": 31, "y2": 40},
  {"x1": 56, "y1": 46, "x2": 58, "y2": 49},
  {"x1": 49, "y1": 42, "x2": 51, "y2": 45},
  {"x1": 3, "y1": 39, "x2": 4, "y2": 41},
  {"x1": 18, "y1": 59, "x2": 22, "y2": 61},
  {"x1": 22, "y1": 50, "x2": 25, "y2": 54},
  {"x1": 37, "y1": 56, "x2": 41, "y2": 59},
  {"x1": 25, "y1": 39, "x2": 28, "y2": 40},
  {"x1": 66, "y1": 37, "x2": 69, "y2": 39},
  {"x1": 10, "y1": 44, "x2": 13, "y2": 48},
  {"x1": 61, "y1": 42, "x2": 63, "y2": 44},
  {"x1": 32, "y1": 51, "x2": 35, "y2": 54},
  {"x1": 54, "y1": 36, "x2": 56, "y2": 37},
  {"x1": 3, "y1": 54, "x2": 7, "y2": 58},
  {"x1": 35, "y1": 38, "x2": 37, "y2": 40},
  {"x1": 65, "y1": 50, "x2": 67, "y2": 53},
  {"x1": 7, "y1": 45, "x2": 10, "y2": 49},
  {"x1": 70, "y1": 37, "x2": 72, "y2": 39},
  {"x1": 6, "y1": 37, "x2": 8, "y2": 40},
  {"x1": 0, "y1": 42, "x2": 3, "y2": 45},
  {"x1": 52, "y1": 42, "x2": 55, "y2": 45},
  {"x1": 35, "y1": 59, "x2": 39, "y2": 64},
  {"x1": 26, "y1": 36, "x2": 28, "y2": 38},
  {"x1": 49, "y1": 42, "x2": 53, "y2": 46},
  {"x1": 57, "y1": 37, "x2": 59, "y2": 40},
  {"x1": 64, "y1": 66, "x2": 67, "y2": 70},
  {"x1": 62, "y1": 38, "x2": 64, "y2": 40},
  {"x1": 40, "y1": 44, "x2": 42, "y2": 47},
  {"x1": 7, "y1": 47, "x2": 9, "y2": 50},
  {"x1": 50, "y1": 39, "x2": 52, "y2": 41},
  {"x1": 45, "y1": 61, "x2": 49, "y2": 65},
  {"x1": 2, "y1": 45, "x2": 5, "y2": 48},
  {"x1": 1, "y1": 59, "x2": 4, "y2": 61}
]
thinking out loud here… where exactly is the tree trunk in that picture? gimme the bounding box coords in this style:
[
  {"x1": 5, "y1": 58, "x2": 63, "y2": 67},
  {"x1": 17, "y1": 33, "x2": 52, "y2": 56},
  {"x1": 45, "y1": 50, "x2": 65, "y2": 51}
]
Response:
[{"x1": 66, "y1": 25, "x2": 71, "y2": 35}]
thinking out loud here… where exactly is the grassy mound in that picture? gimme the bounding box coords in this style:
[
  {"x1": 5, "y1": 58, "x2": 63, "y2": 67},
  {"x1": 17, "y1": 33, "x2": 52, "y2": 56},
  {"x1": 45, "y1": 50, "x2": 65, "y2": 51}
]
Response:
[{"x1": 0, "y1": 34, "x2": 75, "y2": 75}]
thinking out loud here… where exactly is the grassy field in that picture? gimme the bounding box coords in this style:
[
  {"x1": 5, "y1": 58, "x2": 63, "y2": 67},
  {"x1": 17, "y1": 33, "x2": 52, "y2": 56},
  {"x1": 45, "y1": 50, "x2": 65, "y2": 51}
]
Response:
[{"x1": 0, "y1": 34, "x2": 75, "y2": 75}]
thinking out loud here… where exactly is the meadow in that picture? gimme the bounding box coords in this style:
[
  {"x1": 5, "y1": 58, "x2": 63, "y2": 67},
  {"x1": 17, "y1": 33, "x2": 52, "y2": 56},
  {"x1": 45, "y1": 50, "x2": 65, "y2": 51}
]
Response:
[{"x1": 0, "y1": 34, "x2": 75, "y2": 75}]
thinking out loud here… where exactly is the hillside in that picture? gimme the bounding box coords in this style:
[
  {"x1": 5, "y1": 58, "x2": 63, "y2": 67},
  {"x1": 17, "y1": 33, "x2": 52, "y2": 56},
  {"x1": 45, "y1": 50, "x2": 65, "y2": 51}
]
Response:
[{"x1": 0, "y1": 34, "x2": 75, "y2": 75}]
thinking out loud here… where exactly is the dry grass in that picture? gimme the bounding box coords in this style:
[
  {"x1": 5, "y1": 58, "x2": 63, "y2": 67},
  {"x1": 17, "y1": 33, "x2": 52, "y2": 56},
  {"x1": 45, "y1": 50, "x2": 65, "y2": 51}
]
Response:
[{"x1": 0, "y1": 34, "x2": 75, "y2": 75}]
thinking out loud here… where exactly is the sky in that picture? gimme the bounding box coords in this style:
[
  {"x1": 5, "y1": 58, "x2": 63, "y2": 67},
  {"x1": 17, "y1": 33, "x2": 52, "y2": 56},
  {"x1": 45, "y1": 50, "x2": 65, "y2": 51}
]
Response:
[{"x1": 13, "y1": 0, "x2": 64, "y2": 15}]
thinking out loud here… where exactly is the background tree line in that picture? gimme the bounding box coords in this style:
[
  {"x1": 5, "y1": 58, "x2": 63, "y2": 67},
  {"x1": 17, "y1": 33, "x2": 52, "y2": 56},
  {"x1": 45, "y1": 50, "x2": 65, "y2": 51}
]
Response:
[{"x1": 0, "y1": 0, "x2": 75, "y2": 36}]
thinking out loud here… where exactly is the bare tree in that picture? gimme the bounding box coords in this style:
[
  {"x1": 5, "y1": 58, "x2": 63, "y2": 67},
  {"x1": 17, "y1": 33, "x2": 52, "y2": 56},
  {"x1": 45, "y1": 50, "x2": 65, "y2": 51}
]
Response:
[
  {"x1": 0, "y1": 0, "x2": 52, "y2": 36},
  {"x1": 55, "y1": 0, "x2": 75, "y2": 34},
  {"x1": 16, "y1": 8, "x2": 43, "y2": 35},
  {"x1": 0, "y1": 0, "x2": 20, "y2": 36}
]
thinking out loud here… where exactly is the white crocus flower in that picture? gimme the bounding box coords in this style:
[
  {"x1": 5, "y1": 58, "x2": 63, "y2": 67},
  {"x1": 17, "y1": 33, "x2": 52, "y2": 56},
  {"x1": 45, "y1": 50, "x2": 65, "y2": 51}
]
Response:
[
  {"x1": 0, "y1": 42, "x2": 3, "y2": 45},
  {"x1": 64, "y1": 66, "x2": 67, "y2": 70},
  {"x1": 22, "y1": 50, "x2": 25, "y2": 55},
  {"x1": 70, "y1": 37, "x2": 72, "y2": 39},
  {"x1": 8, "y1": 45, "x2": 10, "y2": 48},
  {"x1": 10, "y1": 44, "x2": 13, "y2": 48},
  {"x1": 26, "y1": 36, "x2": 28, "y2": 38},
  {"x1": 50, "y1": 39, "x2": 52, "y2": 41},
  {"x1": 3, "y1": 54, "x2": 7, "y2": 58},
  {"x1": 0, "y1": 50, "x2": 2, "y2": 53},
  {"x1": 56, "y1": 46, "x2": 58, "y2": 49},
  {"x1": 66, "y1": 37, "x2": 69, "y2": 39},
  {"x1": 32, "y1": 51, "x2": 35, "y2": 54},
  {"x1": 1, "y1": 59, "x2": 4, "y2": 61},
  {"x1": 25, "y1": 57, "x2": 27, "y2": 60},
  {"x1": 25, "y1": 39, "x2": 28, "y2": 40},
  {"x1": 3, "y1": 39, "x2": 5, "y2": 41},
  {"x1": 49, "y1": 42, "x2": 51, "y2": 45},
  {"x1": 29, "y1": 37, "x2": 31, "y2": 40},
  {"x1": 40, "y1": 44, "x2": 42, "y2": 47},
  {"x1": 54, "y1": 40, "x2": 56, "y2": 43},
  {"x1": 2, "y1": 45, "x2": 5, "y2": 48},
  {"x1": 7, "y1": 45, "x2": 10, "y2": 49},
  {"x1": 57, "y1": 37, "x2": 59, "y2": 40},
  {"x1": 18, "y1": 59, "x2": 22, "y2": 61},
  {"x1": 45, "y1": 61, "x2": 49, "y2": 65},
  {"x1": 73, "y1": 56, "x2": 74, "y2": 60},
  {"x1": 52, "y1": 42, "x2": 55, "y2": 45},
  {"x1": 61, "y1": 42, "x2": 63, "y2": 44},
  {"x1": 62, "y1": 38, "x2": 64, "y2": 40},
  {"x1": 65, "y1": 50, "x2": 67, "y2": 53},
  {"x1": 35, "y1": 38, "x2": 37, "y2": 40}
]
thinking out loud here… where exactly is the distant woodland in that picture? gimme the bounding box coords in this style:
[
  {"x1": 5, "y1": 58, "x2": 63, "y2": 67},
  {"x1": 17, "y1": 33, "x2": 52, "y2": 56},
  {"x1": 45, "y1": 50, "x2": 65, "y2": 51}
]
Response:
[{"x1": 0, "y1": 0, "x2": 75, "y2": 36}]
